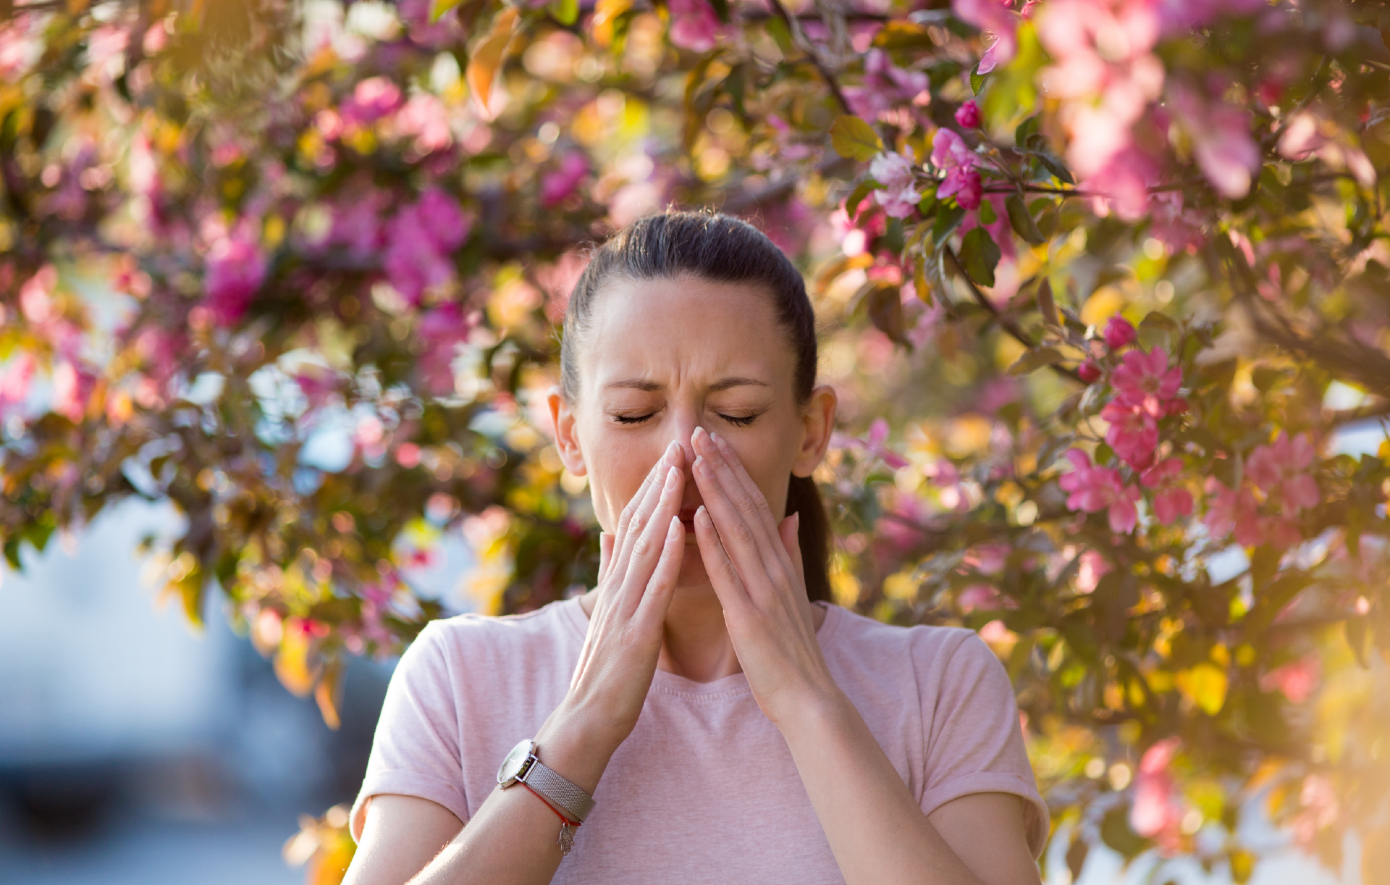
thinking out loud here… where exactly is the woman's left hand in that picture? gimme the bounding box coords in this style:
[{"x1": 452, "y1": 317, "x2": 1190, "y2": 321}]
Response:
[{"x1": 689, "y1": 425, "x2": 840, "y2": 727}]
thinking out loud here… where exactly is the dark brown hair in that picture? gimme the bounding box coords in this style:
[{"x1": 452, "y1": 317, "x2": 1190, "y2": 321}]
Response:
[{"x1": 559, "y1": 209, "x2": 832, "y2": 603}]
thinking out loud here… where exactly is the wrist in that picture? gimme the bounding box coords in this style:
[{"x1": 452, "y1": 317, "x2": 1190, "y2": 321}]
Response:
[
  {"x1": 769, "y1": 681, "x2": 853, "y2": 737},
  {"x1": 532, "y1": 698, "x2": 623, "y2": 794}
]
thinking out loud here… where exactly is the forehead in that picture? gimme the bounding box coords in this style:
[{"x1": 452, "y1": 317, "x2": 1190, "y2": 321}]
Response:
[{"x1": 580, "y1": 274, "x2": 794, "y2": 391}]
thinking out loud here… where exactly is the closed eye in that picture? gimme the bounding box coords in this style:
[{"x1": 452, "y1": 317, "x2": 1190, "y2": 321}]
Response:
[{"x1": 610, "y1": 411, "x2": 762, "y2": 426}]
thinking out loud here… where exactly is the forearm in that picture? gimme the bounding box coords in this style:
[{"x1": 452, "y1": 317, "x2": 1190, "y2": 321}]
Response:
[
  {"x1": 407, "y1": 701, "x2": 618, "y2": 885},
  {"x1": 778, "y1": 688, "x2": 984, "y2": 885}
]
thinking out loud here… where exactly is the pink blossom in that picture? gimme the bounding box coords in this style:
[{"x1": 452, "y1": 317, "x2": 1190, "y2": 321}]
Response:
[
  {"x1": 393, "y1": 93, "x2": 453, "y2": 152},
  {"x1": 1131, "y1": 737, "x2": 1184, "y2": 852},
  {"x1": 203, "y1": 229, "x2": 268, "y2": 327},
  {"x1": 954, "y1": 0, "x2": 1021, "y2": 74},
  {"x1": 1246, "y1": 432, "x2": 1320, "y2": 514},
  {"x1": 326, "y1": 187, "x2": 390, "y2": 258},
  {"x1": 1111, "y1": 347, "x2": 1181, "y2": 407},
  {"x1": 340, "y1": 77, "x2": 403, "y2": 127},
  {"x1": 667, "y1": 0, "x2": 726, "y2": 52},
  {"x1": 1101, "y1": 400, "x2": 1158, "y2": 470},
  {"x1": 931, "y1": 129, "x2": 984, "y2": 210},
  {"x1": 833, "y1": 417, "x2": 910, "y2": 469},
  {"x1": 540, "y1": 152, "x2": 590, "y2": 208},
  {"x1": 964, "y1": 543, "x2": 1010, "y2": 575},
  {"x1": 1103, "y1": 315, "x2": 1137, "y2": 349},
  {"x1": 843, "y1": 50, "x2": 930, "y2": 119},
  {"x1": 869, "y1": 150, "x2": 920, "y2": 218},
  {"x1": 959, "y1": 583, "x2": 1019, "y2": 612},
  {"x1": 1058, "y1": 449, "x2": 1141, "y2": 533},
  {"x1": 1078, "y1": 360, "x2": 1102, "y2": 383},
  {"x1": 1141, "y1": 457, "x2": 1194, "y2": 524},
  {"x1": 1203, "y1": 478, "x2": 1262, "y2": 547},
  {"x1": 417, "y1": 303, "x2": 472, "y2": 395},
  {"x1": 383, "y1": 189, "x2": 471, "y2": 305},
  {"x1": 51, "y1": 360, "x2": 96, "y2": 423},
  {"x1": 1259, "y1": 656, "x2": 1320, "y2": 703},
  {"x1": 954, "y1": 100, "x2": 982, "y2": 129},
  {"x1": 1169, "y1": 83, "x2": 1261, "y2": 199},
  {"x1": 396, "y1": 0, "x2": 465, "y2": 48},
  {"x1": 0, "y1": 352, "x2": 37, "y2": 418},
  {"x1": 1075, "y1": 548, "x2": 1111, "y2": 593}
]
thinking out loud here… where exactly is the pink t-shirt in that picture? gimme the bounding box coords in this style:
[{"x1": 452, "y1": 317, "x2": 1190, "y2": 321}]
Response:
[{"x1": 350, "y1": 597, "x2": 1049, "y2": 881}]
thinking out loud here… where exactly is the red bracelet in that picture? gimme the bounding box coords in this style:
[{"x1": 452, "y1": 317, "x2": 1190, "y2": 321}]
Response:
[{"x1": 520, "y1": 781, "x2": 580, "y2": 827}]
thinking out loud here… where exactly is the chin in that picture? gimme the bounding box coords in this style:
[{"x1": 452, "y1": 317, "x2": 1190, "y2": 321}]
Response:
[{"x1": 673, "y1": 548, "x2": 715, "y2": 591}]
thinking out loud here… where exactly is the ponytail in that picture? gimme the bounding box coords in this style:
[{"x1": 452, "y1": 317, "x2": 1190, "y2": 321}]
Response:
[{"x1": 786, "y1": 473, "x2": 831, "y2": 603}]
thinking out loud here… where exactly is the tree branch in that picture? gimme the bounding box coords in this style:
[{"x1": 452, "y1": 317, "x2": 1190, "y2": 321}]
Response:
[
  {"x1": 943, "y1": 246, "x2": 1083, "y2": 384},
  {"x1": 764, "y1": 0, "x2": 853, "y2": 117}
]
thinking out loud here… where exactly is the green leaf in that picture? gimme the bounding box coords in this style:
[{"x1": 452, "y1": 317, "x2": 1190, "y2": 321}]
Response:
[
  {"x1": 766, "y1": 15, "x2": 793, "y2": 54},
  {"x1": 1037, "y1": 152, "x2": 1075, "y2": 185},
  {"x1": 969, "y1": 64, "x2": 985, "y2": 96},
  {"x1": 1100, "y1": 805, "x2": 1148, "y2": 860},
  {"x1": 845, "y1": 179, "x2": 882, "y2": 220},
  {"x1": 707, "y1": 0, "x2": 730, "y2": 23},
  {"x1": 959, "y1": 227, "x2": 1001, "y2": 287},
  {"x1": 547, "y1": 0, "x2": 579, "y2": 25},
  {"x1": 1014, "y1": 115, "x2": 1039, "y2": 147},
  {"x1": 1007, "y1": 346, "x2": 1065, "y2": 375},
  {"x1": 431, "y1": 0, "x2": 464, "y2": 22},
  {"x1": 1139, "y1": 310, "x2": 1179, "y2": 333},
  {"x1": 978, "y1": 199, "x2": 996, "y2": 224},
  {"x1": 1006, "y1": 193, "x2": 1045, "y2": 244},
  {"x1": 866, "y1": 285, "x2": 908, "y2": 345},
  {"x1": 872, "y1": 21, "x2": 935, "y2": 50},
  {"x1": 830, "y1": 115, "x2": 883, "y2": 161},
  {"x1": 933, "y1": 203, "x2": 965, "y2": 249},
  {"x1": 1036, "y1": 277, "x2": 1060, "y2": 327}
]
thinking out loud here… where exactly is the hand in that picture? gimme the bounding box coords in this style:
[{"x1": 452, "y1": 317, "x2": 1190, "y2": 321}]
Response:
[
  {"x1": 558, "y1": 441, "x2": 688, "y2": 750},
  {"x1": 689, "y1": 425, "x2": 839, "y2": 727}
]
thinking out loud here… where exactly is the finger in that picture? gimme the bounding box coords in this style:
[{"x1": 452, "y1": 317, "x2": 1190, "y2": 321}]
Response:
[
  {"x1": 633, "y1": 514, "x2": 685, "y2": 632},
  {"x1": 778, "y1": 512, "x2": 806, "y2": 589},
  {"x1": 692, "y1": 504, "x2": 751, "y2": 618},
  {"x1": 615, "y1": 442, "x2": 677, "y2": 542},
  {"x1": 691, "y1": 453, "x2": 776, "y2": 593},
  {"x1": 704, "y1": 428, "x2": 784, "y2": 544},
  {"x1": 612, "y1": 445, "x2": 679, "y2": 580},
  {"x1": 617, "y1": 465, "x2": 684, "y2": 614},
  {"x1": 693, "y1": 429, "x2": 789, "y2": 578}
]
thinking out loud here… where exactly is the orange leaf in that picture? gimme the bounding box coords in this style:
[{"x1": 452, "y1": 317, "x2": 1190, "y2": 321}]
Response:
[{"x1": 465, "y1": 7, "x2": 519, "y2": 118}]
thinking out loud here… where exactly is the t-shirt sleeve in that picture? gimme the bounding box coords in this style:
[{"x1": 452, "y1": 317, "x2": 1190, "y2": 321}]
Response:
[
  {"x1": 918, "y1": 630, "x2": 1050, "y2": 859},
  {"x1": 349, "y1": 621, "x2": 469, "y2": 842}
]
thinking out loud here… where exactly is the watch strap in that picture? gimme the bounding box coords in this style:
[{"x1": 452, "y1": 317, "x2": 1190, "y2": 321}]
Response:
[{"x1": 519, "y1": 757, "x2": 596, "y2": 823}]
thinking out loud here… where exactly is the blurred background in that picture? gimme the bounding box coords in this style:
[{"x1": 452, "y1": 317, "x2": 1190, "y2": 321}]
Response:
[{"x1": 0, "y1": 498, "x2": 471, "y2": 884}]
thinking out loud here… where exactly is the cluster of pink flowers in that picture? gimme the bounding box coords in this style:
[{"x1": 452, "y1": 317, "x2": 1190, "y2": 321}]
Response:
[
  {"x1": 1059, "y1": 317, "x2": 1195, "y2": 532},
  {"x1": 832, "y1": 417, "x2": 910, "y2": 469},
  {"x1": 540, "y1": 152, "x2": 590, "y2": 208},
  {"x1": 930, "y1": 129, "x2": 983, "y2": 210},
  {"x1": 204, "y1": 224, "x2": 269, "y2": 327},
  {"x1": 1204, "y1": 432, "x2": 1320, "y2": 547},
  {"x1": 1058, "y1": 449, "x2": 1142, "y2": 533},
  {"x1": 383, "y1": 188, "x2": 472, "y2": 306}
]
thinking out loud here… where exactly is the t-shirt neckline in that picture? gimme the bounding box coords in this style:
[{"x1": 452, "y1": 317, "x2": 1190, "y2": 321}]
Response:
[{"x1": 557, "y1": 594, "x2": 841, "y2": 698}]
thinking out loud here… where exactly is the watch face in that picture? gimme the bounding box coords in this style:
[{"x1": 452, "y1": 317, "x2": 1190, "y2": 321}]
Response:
[{"x1": 497, "y1": 739, "x2": 536, "y2": 786}]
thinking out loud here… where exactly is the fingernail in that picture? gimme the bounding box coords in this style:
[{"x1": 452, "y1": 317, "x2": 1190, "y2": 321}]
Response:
[
  {"x1": 696, "y1": 505, "x2": 709, "y2": 524},
  {"x1": 666, "y1": 465, "x2": 680, "y2": 487},
  {"x1": 710, "y1": 430, "x2": 725, "y2": 450},
  {"x1": 694, "y1": 455, "x2": 708, "y2": 475}
]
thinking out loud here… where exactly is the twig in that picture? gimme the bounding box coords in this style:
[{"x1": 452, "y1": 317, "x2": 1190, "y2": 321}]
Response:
[
  {"x1": 943, "y1": 246, "x2": 1083, "y2": 384},
  {"x1": 764, "y1": 0, "x2": 853, "y2": 117}
]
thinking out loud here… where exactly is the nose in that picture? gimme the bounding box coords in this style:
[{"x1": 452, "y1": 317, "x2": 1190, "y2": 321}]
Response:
[{"x1": 666, "y1": 411, "x2": 701, "y2": 475}]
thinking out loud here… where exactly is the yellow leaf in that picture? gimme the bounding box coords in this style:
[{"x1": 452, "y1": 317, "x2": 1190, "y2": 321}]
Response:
[
  {"x1": 830, "y1": 115, "x2": 883, "y2": 161},
  {"x1": 1177, "y1": 663, "x2": 1228, "y2": 715},
  {"x1": 275, "y1": 624, "x2": 316, "y2": 697},
  {"x1": 466, "y1": 7, "x2": 519, "y2": 118}
]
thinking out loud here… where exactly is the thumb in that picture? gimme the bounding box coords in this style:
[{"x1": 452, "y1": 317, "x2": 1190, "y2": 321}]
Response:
[{"x1": 778, "y1": 511, "x2": 805, "y2": 588}]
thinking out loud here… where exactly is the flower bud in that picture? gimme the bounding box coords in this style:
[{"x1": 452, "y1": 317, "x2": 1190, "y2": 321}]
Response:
[
  {"x1": 1103, "y1": 316, "x2": 1136, "y2": 350},
  {"x1": 954, "y1": 100, "x2": 982, "y2": 129}
]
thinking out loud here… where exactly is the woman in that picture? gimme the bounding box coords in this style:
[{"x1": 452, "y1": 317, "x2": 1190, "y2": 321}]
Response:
[{"x1": 343, "y1": 211, "x2": 1048, "y2": 885}]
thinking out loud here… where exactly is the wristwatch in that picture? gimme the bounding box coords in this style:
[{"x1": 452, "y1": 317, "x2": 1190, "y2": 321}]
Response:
[{"x1": 496, "y1": 738, "x2": 596, "y2": 856}]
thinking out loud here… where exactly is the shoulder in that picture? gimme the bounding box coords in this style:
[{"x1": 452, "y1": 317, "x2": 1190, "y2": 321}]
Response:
[
  {"x1": 414, "y1": 597, "x2": 586, "y2": 666},
  {"x1": 820, "y1": 602, "x2": 986, "y2": 672}
]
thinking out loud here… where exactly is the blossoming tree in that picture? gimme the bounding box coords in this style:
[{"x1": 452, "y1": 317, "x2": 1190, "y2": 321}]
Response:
[{"x1": 3, "y1": 0, "x2": 1389, "y2": 881}]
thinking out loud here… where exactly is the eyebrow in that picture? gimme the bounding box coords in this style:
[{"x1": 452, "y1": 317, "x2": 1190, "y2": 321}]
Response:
[{"x1": 602, "y1": 377, "x2": 770, "y2": 393}]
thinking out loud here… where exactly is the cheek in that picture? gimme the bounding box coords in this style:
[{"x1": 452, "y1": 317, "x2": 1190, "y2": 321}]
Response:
[
  {"x1": 582, "y1": 427, "x2": 652, "y2": 530},
  {"x1": 723, "y1": 436, "x2": 796, "y2": 516}
]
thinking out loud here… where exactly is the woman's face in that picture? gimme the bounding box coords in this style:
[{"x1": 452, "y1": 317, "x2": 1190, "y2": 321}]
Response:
[{"x1": 549, "y1": 273, "x2": 835, "y2": 589}]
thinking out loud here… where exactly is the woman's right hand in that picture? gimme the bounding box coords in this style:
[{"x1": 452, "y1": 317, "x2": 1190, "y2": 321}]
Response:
[{"x1": 546, "y1": 440, "x2": 688, "y2": 752}]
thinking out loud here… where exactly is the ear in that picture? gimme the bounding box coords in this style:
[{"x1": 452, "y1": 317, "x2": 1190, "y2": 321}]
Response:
[
  {"x1": 547, "y1": 385, "x2": 587, "y2": 476},
  {"x1": 791, "y1": 384, "x2": 837, "y2": 478}
]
